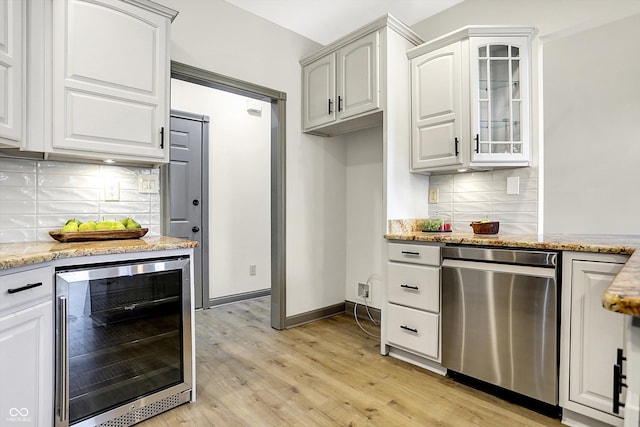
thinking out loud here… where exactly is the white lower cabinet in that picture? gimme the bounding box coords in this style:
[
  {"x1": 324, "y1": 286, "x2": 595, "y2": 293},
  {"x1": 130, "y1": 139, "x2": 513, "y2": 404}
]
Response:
[
  {"x1": 561, "y1": 252, "x2": 629, "y2": 426},
  {"x1": 382, "y1": 242, "x2": 443, "y2": 373},
  {"x1": 0, "y1": 266, "x2": 53, "y2": 427}
]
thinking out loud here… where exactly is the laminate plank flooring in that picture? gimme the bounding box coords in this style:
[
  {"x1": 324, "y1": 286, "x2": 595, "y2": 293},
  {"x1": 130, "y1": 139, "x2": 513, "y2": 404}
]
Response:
[{"x1": 139, "y1": 297, "x2": 564, "y2": 426}]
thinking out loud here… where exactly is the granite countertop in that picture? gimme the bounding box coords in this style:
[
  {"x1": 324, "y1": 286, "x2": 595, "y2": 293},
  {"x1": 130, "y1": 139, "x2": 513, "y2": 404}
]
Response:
[
  {"x1": 385, "y1": 226, "x2": 640, "y2": 318},
  {"x1": 0, "y1": 236, "x2": 198, "y2": 271}
]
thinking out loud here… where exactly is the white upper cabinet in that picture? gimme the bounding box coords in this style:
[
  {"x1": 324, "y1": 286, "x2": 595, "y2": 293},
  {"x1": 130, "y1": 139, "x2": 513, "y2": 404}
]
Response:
[
  {"x1": 410, "y1": 42, "x2": 463, "y2": 170},
  {"x1": 407, "y1": 27, "x2": 533, "y2": 174},
  {"x1": 0, "y1": 0, "x2": 25, "y2": 147},
  {"x1": 303, "y1": 53, "x2": 336, "y2": 129},
  {"x1": 302, "y1": 31, "x2": 380, "y2": 134},
  {"x1": 51, "y1": 0, "x2": 177, "y2": 164},
  {"x1": 300, "y1": 15, "x2": 421, "y2": 137}
]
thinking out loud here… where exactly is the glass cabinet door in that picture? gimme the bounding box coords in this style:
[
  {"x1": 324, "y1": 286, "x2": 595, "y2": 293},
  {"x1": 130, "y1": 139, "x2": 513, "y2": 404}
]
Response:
[{"x1": 471, "y1": 37, "x2": 529, "y2": 163}]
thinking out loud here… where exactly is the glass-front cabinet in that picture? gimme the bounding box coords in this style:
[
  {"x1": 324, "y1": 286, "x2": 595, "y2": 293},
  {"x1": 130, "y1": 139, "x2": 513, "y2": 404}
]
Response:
[
  {"x1": 470, "y1": 37, "x2": 530, "y2": 163},
  {"x1": 407, "y1": 27, "x2": 533, "y2": 174}
]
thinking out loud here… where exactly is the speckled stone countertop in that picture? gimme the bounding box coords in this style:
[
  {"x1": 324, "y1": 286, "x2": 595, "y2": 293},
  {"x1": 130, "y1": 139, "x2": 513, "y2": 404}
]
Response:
[
  {"x1": 0, "y1": 236, "x2": 198, "y2": 271},
  {"x1": 385, "y1": 225, "x2": 640, "y2": 317}
]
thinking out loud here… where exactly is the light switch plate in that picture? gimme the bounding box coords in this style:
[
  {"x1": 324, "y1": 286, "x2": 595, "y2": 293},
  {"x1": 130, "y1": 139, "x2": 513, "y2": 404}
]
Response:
[
  {"x1": 138, "y1": 174, "x2": 159, "y2": 194},
  {"x1": 428, "y1": 188, "x2": 439, "y2": 204},
  {"x1": 506, "y1": 176, "x2": 520, "y2": 195}
]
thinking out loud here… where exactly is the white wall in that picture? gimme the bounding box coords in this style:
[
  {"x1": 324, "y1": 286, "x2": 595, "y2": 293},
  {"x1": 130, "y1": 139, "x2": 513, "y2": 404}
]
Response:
[
  {"x1": 0, "y1": 157, "x2": 160, "y2": 242},
  {"x1": 543, "y1": 13, "x2": 640, "y2": 234},
  {"x1": 155, "y1": 0, "x2": 348, "y2": 316},
  {"x1": 345, "y1": 126, "x2": 383, "y2": 307},
  {"x1": 410, "y1": 0, "x2": 640, "y2": 232},
  {"x1": 171, "y1": 78, "x2": 272, "y2": 299}
]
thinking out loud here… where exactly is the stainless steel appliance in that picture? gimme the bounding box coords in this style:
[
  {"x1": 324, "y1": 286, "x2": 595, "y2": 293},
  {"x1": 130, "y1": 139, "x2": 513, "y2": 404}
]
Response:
[
  {"x1": 441, "y1": 246, "x2": 559, "y2": 405},
  {"x1": 55, "y1": 256, "x2": 192, "y2": 427}
]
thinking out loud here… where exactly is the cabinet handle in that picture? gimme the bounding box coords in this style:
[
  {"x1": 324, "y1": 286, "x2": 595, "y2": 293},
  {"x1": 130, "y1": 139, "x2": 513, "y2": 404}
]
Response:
[
  {"x1": 401, "y1": 251, "x2": 420, "y2": 256},
  {"x1": 474, "y1": 134, "x2": 480, "y2": 153},
  {"x1": 7, "y1": 282, "x2": 42, "y2": 294},
  {"x1": 160, "y1": 126, "x2": 165, "y2": 149},
  {"x1": 338, "y1": 96, "x2": 343, "y2": 112},
  {"x1": 58, "y1": 296, "x2": 69, "y2": 422},
  {"x1": 328, "y1": 99, "x2": 333, "y2": 115},
  {"x1": 613, "y1": 347, "x2": 627, "y2": 414},
  {"x1": 454, "y1": 137, "x2": 460, "y2": 156},
  {"x1": 400, "y1": 325, "x2": 418, "y2": 333},
  {"x1": 400, "y1": 284, "x2": 419, "y2": 290}
]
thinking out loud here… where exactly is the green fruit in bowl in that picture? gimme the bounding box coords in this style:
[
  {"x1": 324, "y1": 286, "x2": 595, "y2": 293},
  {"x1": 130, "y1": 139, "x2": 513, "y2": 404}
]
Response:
[
  {"x1": 65, "y1": 218, "x2": 82, "y2": 227},
  {"x1": 126, "y1": 218, "x2": 141, "y2": 229},
  {"x1": 78, "y1": 221, "x2": 97, "y2": 231},
  {"x1": 61, "y1": 222, "x2": 79, "y2": 232},
  {"x1": 112, "y1": 221, "x2": 126, "y2": 230},
  {"x1": 96, "y1": 220, "x2": 113, "y2": 230}
]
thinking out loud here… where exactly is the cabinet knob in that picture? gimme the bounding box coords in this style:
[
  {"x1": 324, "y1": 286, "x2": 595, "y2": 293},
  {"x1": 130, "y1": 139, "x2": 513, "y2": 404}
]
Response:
[
  {"x1": 192, "y1": 226, "x2": 200, "y2": 233},
  {"x1": 192, "y1": 199, "x2": 200, "y2": 206}
]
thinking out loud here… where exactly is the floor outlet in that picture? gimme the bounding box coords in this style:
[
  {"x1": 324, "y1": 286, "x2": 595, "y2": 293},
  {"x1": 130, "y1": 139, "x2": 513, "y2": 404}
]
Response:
[
  {"x1": 358, "y1": 283, "x2": 370, "y2": 299},
  {"x1": 249, "y1": 265, "x2": 256, "y2": 276}
]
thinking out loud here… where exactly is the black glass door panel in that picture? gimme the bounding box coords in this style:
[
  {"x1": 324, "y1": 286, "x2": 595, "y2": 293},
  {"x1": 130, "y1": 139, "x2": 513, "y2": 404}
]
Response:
[{"x1": 65, "y1": 269, "x2": 184, "y2": 424}]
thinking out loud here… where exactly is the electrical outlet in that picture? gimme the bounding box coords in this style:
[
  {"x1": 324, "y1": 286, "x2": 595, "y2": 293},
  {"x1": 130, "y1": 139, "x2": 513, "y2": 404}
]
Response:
[
  {"x1": 104, "y1": 182, "x2": 120, "y2": 201},
  {"x1": 249, "y1": 264, "x2": 256, "y2": 276},
  {"x1": 358, "y1": 282, "x2": 370, "y2": 299},
  {"x1": 428, "y1": 188, "x2": 439, "y2": 204}
]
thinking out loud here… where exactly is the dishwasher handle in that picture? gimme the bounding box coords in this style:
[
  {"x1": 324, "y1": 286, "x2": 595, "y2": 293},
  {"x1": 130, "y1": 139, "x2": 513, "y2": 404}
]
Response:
[{"x1": 442, "y1": 246, "x2": 557, "y2": 267}]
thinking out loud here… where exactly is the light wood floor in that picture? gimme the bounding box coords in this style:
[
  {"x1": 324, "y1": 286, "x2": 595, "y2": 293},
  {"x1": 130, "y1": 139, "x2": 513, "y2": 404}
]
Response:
[{"x1": 140, "y1": 297, "x2": 564, "y2": 426}]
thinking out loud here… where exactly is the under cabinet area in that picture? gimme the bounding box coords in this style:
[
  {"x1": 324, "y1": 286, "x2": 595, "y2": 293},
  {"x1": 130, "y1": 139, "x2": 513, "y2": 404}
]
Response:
[
  {"x1": 382, "y1": 242, "x2": 444, "y2": 373},
  {"x1": 0, "y1": 265, "x2": 53, "y2": 427},
  {"x1": 407, "y1": 27, "x2": 533, "y2": 174},
  {"x1": 561, "y1": 251, "x2": 629, "y2": 427}
]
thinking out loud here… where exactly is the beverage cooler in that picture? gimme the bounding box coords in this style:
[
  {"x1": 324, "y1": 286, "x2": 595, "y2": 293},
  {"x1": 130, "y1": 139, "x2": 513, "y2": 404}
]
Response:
[{"x1": 55, "y1": 256, "x2": 193, "y2": 427}]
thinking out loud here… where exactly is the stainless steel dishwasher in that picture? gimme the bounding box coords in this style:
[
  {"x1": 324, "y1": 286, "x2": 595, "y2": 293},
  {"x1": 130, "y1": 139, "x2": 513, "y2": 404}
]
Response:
[{"x1": 441, "y1": 246, "x2": 559, "y2": 405}]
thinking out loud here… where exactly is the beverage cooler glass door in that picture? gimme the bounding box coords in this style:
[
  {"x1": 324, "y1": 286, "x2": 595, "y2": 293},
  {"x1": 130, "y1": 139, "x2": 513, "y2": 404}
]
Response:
[{"x1": 55, "y1": 257, "x2": 192, "y2": 427}]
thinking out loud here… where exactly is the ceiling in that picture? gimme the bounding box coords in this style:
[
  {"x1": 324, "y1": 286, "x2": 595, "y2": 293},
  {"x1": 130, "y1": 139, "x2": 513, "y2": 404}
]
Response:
[{"x1": 221, "y1": 0, "x2": 464, "y2": 45}]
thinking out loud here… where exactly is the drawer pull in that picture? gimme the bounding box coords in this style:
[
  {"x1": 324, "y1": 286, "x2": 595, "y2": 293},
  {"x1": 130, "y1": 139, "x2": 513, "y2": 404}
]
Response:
[
  {"x1": 401, "y1": 251, "x2": 420, "y2": 256},
  {"x1": 400, "y1": 284, "x2": 419, "y2": 290},
  {"x1": 7, "y1": 282, "x2": 43, "y2": 294},
  {"x1": 400, "y1": 325, "x2": 418, "y2": 333}
]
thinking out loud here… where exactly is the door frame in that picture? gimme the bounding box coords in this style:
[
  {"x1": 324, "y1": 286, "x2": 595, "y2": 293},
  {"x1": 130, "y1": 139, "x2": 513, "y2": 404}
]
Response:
[
  {"x1": 165, "y1": 61, "x2": 287, "y2": 330},
  {"x1": 167, "y1": 109, "x2": 210, "y2": 309}
]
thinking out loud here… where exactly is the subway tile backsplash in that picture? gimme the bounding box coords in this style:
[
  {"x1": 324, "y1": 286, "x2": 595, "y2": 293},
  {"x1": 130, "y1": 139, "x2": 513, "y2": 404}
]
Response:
[
  {"x1": 0, "y1": 158, "x2": 161, "y2": 243},
  {"x1": 429, "y1": 167, "x2": 538, "y2": 234}
]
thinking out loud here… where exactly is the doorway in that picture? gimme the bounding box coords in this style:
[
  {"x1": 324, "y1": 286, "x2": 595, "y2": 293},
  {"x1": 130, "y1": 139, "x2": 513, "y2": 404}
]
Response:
[{"x1": 164, "y1": 62, "x2": 286, "y2": 330}]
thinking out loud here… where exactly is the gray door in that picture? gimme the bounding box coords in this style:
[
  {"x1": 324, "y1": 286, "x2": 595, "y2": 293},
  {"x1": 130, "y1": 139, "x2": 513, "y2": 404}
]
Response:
[{"x1": 169, "y1": 110, "x2": 209, "y2": 309}]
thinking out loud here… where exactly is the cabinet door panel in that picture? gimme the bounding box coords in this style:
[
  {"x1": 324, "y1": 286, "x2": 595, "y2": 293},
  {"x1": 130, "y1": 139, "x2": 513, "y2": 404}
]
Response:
[
  {"x1": 570, "y1": 260, "x2": 625, "y2": 417},
  {"x1": 53, "y1": 0, "x2": 168, "y2": 160},
  {"x1": 411, "y1": 43, "x2": 462, "y2": 170},
  {"x1": 337, "y1": 31, "x2": 379, "y2": 119},
  {"x1": 0, "y1": 301, "x2": 53, "y2": 427},
  {"x1": 302, "y1": 54, "x2": 335, "y2": 130},
  {"x1": 0, "y1": 0, "x2": 24, "y2": 146}
]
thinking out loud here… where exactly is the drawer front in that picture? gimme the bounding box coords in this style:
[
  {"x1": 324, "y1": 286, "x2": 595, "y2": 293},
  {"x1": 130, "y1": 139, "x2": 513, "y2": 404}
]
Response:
[
  {"x1": 388, "y1": 243, "x2": 440, "y2": 266},
  {"x1": 0, "y1": 266, "x2": 53, "y2": 315},
  {"x1": 387, "y1": 262, "x2": 440, "y2": 312},
  {"x1": 386, "y1": 303, "x2": 439, "y2": 360}
]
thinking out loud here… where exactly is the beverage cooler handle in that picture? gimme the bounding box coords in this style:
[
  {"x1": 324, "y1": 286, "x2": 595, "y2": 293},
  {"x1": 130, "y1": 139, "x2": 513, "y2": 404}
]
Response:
[{"x1": 58, "y1": 296, "x2": 69, "y2": 422}]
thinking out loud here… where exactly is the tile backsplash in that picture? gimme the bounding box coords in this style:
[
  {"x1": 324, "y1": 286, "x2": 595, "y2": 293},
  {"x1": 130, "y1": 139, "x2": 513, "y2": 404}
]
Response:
[
  {"x1": 0, "y1": 157, "x2": 161, "y2": 243},
  {"x1": 428, "y1": 167, "x2": 539, "y2": 234}
]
